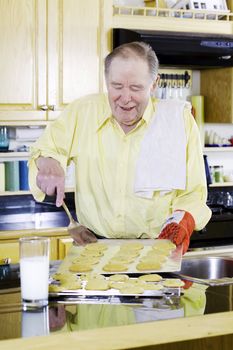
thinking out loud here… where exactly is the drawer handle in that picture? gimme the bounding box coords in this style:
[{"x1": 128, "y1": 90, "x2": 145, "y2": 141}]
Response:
[{"x1": 0, "y1": 258, "x2": 11, "y2": 265}]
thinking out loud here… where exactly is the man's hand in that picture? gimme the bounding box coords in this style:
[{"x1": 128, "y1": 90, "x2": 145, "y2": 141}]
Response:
[
  {"x1": 49, "y1": 306, "x2": 66, "y2": 332},
  {"x1": 158, "y1": 210, "x2": 195, "y2": 254},
  {"x1": 68, "y1": 225, "x2": 97, "y2": 245},
  {"x1": 36, "y1": 157, "x2": 65, "y2": 207}
]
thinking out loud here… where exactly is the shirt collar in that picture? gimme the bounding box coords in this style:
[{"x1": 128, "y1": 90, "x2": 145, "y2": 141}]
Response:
[{"x1": 96, "y1": 96, "x2": 156, "y2": 132}]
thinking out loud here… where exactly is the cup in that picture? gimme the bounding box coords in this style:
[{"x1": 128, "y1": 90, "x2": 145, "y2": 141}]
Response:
[{"x1": 19, "y1": 237, "x2": 50, "y2": 310}]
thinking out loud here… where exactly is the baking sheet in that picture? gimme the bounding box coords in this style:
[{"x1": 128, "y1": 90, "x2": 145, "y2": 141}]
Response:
[
  {"x1": 49, "y1": 276, "x2": 183, "y2": 298},
  {"x1": 57, "y1": 239, "x2": 183, "y2": 275}
]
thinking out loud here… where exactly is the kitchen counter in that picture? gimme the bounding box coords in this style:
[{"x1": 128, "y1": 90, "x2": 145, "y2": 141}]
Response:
[
  {"x1": 1, "y1": 221, "x2": 233, "y2": 349},
  {"x1": 1, "y1": 262, "x2": 233, "y2": 350}
]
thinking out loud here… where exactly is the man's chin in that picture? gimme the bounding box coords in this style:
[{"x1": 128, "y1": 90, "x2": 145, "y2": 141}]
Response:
[{"x1": 118, "y1": 114, "x2": 139, "y2": 125}]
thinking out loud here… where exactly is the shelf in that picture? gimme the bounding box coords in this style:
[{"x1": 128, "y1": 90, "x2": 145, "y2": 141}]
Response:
[
  {"x1": 204, "y1": 147, "x2": 233, "y2": 152},
  {"x1": 0, "y1": 152, "x2": 29, "y2": 161},
  {"x1": 0, "y1": 121, "x2": 49, "y2": 126},
  {"x1": 113, "y1": 5, "x2": 233, "y2": 34},
  {"x1": 0, "y1": 188, "x2": 75, "y2": 196},
  {"x1": 209, "y1": 182, "x2": 233, "y2": 187}
]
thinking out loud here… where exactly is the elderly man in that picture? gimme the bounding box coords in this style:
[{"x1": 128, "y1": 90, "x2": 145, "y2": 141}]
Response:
[{"x1": 28, "y1": 42, "x2": 211, "y2": 253}]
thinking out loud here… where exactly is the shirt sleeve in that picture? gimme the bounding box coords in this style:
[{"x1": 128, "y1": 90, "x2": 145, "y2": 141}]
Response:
[
  {"x1": 171, "y1": 107, "x2": 212, "y2": 230},
  {"x1": 28, "y1": 103, "x2": 78, "y2": 202}
]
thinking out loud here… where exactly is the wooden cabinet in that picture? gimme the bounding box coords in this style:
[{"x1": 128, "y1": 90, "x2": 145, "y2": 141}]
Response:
[
  {"x1": 0, "y1": 241, "x2": 19, "y2": 264},
  {"x1": 0, "y1": 228, "x2": 71, "y2": 263},
  {"x1": 0, "y1": 0, "x2": 101, "y2": 122},
  {"x1": 57, "y1": 237, "x2": 73, "y2": 260},
  {"x1": 0, "y1": 0, "x2": 47, "y2": 122},
  {"x1": 201, "y1": 68, "x2": 233, "y2": 123},
  {"x1": 47, "y1": 0, "x2": 100, "y2": 120}
]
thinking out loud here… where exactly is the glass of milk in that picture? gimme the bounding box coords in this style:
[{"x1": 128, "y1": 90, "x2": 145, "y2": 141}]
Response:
[{"x1": 19, "y1": 236, "x2": 50, "y2": 310}]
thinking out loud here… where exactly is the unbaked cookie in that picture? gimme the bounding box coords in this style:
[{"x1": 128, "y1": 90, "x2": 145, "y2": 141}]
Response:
[
  {"x1": 84, "y1": 242, "x2": 108, "y2": 252},
  {"x1": 120, "y1": 242, "x2": 144, "y2": 251},
  {"x1": 136, "y1": 261, "x2": 162, "y2": 271},
  {"x1": 69, "y1": 263, "x2": 93, "y2": 273},
  {"x1": 103, "y1": 263, "x2": 128, "y2": 272},
  {"x1": 108, "y1": 274, "x2": 129, "y2": 282},
  {"x1": 138, "y1": 274, "x2": 162, "y2": 282},
  {"x1": 52, "y1": 272, "x2": 77, "y2": 283},
  {"x1": 162, "y1": 279, "x2": 185, "y2": 288},
  {"x1": 61, "y1": 281, "x2": 82, "y2": 290},
  {"x1": 72, "y1": 256, "x2": 100, "y2": 265},
  {"x1": 80, "y1": 273, "x2": 105, "y2": 281},
  {"x1": 109, "y1": 256, "x2": 135, "y2": 265},
  {"x1": 81, "y1": 250, "x2": 104, "y2": 258},
  {"x1": 85, "y1": 279, "x2": 109, "y2": 291}
]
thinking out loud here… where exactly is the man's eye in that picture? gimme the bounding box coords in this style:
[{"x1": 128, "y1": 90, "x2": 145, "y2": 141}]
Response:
[{"x1": 131, "y1": 87, "x2": 141, "y2": 92}]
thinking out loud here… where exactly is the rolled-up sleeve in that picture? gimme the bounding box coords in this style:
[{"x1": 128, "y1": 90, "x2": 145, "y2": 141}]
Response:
[{"x1": 171, "y1": 108, "x2": 212, "y2": 230}]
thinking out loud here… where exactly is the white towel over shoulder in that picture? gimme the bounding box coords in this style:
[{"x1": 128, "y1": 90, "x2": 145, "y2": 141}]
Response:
[{"x1": 134, "y1": 99, "x2": 190, "y2": 198}]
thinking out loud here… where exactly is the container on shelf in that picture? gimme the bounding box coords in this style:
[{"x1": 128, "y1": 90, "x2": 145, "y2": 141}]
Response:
[
  {"x1": 0, "y1": 127, "x2": 9, "y2": 152},
  {"x1": 210, "y1": 165, "x2": 224, "y2": 183}
]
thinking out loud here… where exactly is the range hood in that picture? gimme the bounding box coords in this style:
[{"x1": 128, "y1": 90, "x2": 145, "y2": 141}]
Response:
[{"x1": 113, "y1": 28, "x2": 233, "y2": 68}]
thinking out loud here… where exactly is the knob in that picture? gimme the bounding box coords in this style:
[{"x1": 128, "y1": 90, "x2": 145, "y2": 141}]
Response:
[
  {"x1": 48, "y1": 105, "x2": 55, "y2": 111},
  {"x1": 39, "y1": 105, "x2": 48, "y2": 111}
]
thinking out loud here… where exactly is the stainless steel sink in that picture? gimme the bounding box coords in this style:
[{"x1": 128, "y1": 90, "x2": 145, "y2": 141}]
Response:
[{"x1": 174, "y1": 256, "x2": 233, "y2": 286}]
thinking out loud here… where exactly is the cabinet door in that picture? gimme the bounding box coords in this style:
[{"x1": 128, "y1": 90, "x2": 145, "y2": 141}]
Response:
[
  {"x1": 0, "y1": 241, "x2": 19, "y2": 264},
  {"x1": 47, "y1": 0, "x2": 100, "y2": 119},
  {"x1": 201, "y1": 68, "x2": 233, "y2": 123},
  {"x1": 57, "y1": 237, "x2": 73, "y2": 259},
  {"x1": 0, "y1": 0, "x2": 47, "y2": 121}
]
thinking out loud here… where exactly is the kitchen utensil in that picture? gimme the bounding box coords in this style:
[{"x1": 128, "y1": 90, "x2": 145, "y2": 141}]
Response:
[{"x1": 62, "y1": 202, "x2": 81, "y2": 230}]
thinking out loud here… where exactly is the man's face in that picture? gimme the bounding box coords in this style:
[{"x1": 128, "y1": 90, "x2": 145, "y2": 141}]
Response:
[{"x1": 106, "y1": 56, "x2": 155, "y2": 132}]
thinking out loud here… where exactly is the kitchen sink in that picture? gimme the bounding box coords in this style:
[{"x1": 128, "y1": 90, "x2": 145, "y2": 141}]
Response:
[{"x1": 173, "y1": 256, "x2": 233, "y2": 286}]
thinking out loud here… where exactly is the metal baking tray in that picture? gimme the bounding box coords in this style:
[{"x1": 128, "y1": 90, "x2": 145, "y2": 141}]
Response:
[
  {"x1": 58, "y1": 239, "x2": 183, "y2": 275},
  {"x1": 49, "y1": 285, "x2": 183, "y2": 299}
]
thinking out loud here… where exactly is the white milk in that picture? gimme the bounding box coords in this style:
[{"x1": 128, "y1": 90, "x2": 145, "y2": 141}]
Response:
[{"x1": 20, "y1": 256, "x2": 49, "y2": 301}]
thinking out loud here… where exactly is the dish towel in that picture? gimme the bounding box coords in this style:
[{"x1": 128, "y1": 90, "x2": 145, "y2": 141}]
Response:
[{"x1": 134, "y1": 99, "x2": 190, "y2": 198}]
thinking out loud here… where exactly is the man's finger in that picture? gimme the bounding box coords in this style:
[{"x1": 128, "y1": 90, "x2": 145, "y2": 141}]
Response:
[{"x1": 56, "y1": 186, "x2": 65, "y2": 207}]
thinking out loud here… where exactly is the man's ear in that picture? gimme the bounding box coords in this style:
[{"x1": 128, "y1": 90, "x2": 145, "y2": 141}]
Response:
[{"x1": 151, "y1": 75, "x2": 160, "y2": 94}]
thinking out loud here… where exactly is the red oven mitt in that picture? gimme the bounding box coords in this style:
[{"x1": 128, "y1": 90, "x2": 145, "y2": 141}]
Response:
[{"x1": 158, "y1": 210, "x2": 195, "y2": 254}]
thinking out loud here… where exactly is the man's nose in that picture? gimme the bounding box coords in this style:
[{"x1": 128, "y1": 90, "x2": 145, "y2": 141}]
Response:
[{"x1": 120, "y1": 89, "x2": 132, "y2": 104}]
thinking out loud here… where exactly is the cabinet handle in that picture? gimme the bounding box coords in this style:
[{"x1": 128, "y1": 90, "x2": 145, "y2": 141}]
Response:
[
  {"x1": 0, "y1": 257, "x2": 11, "y2": 265},
  {"x1": 39, "y1": 105, "x2": 49, "y2": 111},
  {"x1": 48, "y1": 105, "x2": 55, "y2": 111}
]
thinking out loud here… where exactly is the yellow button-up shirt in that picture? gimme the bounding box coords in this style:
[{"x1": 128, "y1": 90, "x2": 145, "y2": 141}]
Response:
[{"x1": 29, "y1": 94, "x2": 211, "y2": 238}]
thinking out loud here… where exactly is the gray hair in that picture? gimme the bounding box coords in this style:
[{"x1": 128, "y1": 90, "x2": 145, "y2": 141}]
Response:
[{"x1": 104, "y1": 41, "x2": 159, "y2": 81}]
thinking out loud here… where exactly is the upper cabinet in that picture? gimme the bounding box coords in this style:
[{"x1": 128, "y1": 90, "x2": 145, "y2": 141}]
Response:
[
  {"x1": 0, "y1": 0, "x2": 47, "y2": 122},
  {"x1": 1, "y1": 0, "x2": 233, "y2": 123},
  {"x1": 200, "y1": 68, "x2": 233, "y2": 123},
  {"x1": 47, "y1": 0, "x2": 100, "y2": 120},
  {"x1": 0, "y1": 0, "x2": 100, "y2": 122}
]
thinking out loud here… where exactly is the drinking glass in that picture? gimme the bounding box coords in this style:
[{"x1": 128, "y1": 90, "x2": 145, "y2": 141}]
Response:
[{"x1": 19, "y1": 237, "x2": 50, "y2": 310}]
